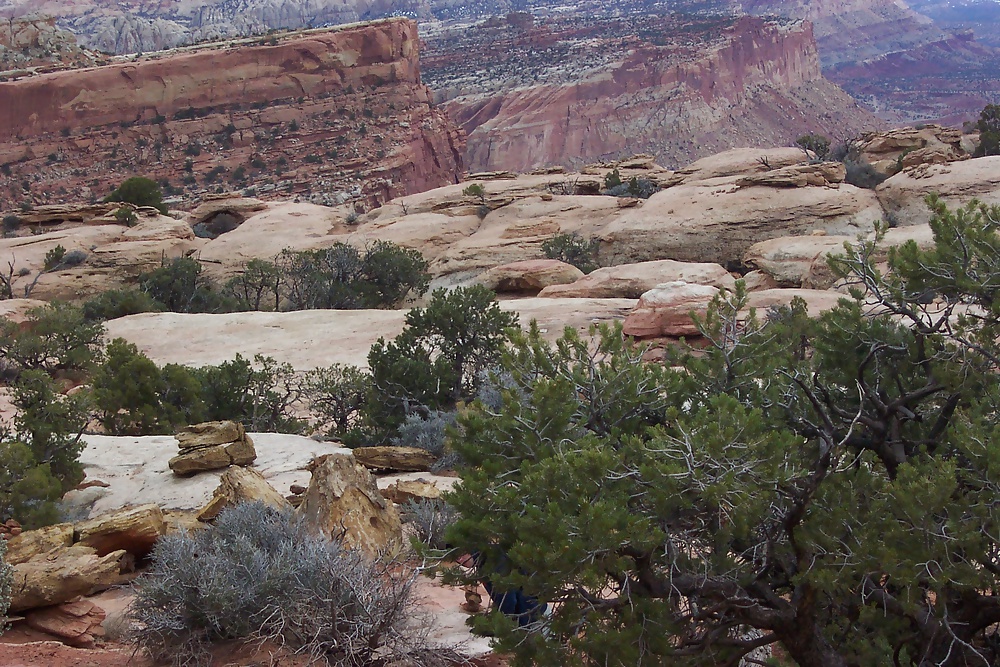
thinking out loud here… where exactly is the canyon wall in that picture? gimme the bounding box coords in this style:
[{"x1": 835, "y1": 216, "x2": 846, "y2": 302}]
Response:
[
  {"x1": 0, "y1": 18, "x2": 464, "y2": 210},
  {"x1": 431, "y1": 17, "x2": 881, "y2": 173}
]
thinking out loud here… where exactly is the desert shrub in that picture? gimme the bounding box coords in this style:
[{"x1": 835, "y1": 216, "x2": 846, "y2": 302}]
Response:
[
  {"x1": 104, "y1": 176, "x2": 167, "y2": 214},
  {"x1": 91, "y1": 339, "x2": 204, "y2": 436},
  {"x1": 82, "y1": 288, "x2": 164, "y2": 321},
  {"x1": 391, "y1": 410, "x2": 460, "y2": 471},
  {"x1": 0, "y1": 536, "x2": 11, "y2": 633},
  {"x1": 844, "y1": 159, "x2": 889, "y2": 189},
  {"x1": 276, "y1": 241, "x2": 429, "y2": 310},
  {"x1": 603, "y1": 177, "x2": 659, "y2": 199},
  {"x1": 795, "y1": 133, "x2": 831, "y2": 160},
  {"x1": 462, "y1": 183, "x2": 486, "y2": 203},
  {"x1": 60, "y1": 249, "x2": 88, "y2": 267},
  {"x1": 604, "y1": 168, "x2": 623, "y2": 190},
  {"x1": 43, "y1": 245, "x2": 65, "y2": 271},
  {"x1": 365, "y1": 286, "x2": 517, "y2": 436},
  {"x1": 303, "y1": 364, "x2": 372, "y2": 438},
  {"x1": 192, "y1": 354, "x2": 304, "y2": 433},
  {"x1": 127, "y1": 502, "x2": 425, "y2": 667},
  {"x1": 138, "y1": 256, "x2": 236, "y2": 313},
  {"x1": 2, "y1": 215, "x2": 20, "y2": 235},
  {"x1": 1, "y1": 370, "x2": 89, "y2": 528},
  {"x1": 541, "y1": 231, "x2": 601, "y2": 274},
  {"x1": 402, "y1": 498, "x2": 457, "y2": 551},
  {"x1": 222, "y1": 259, "x2": 281, "y2": 311},
  {"x1": 0, "y1": 303, "x2": 104, "y2": 376},
  {"x1": 973, "y1": 103, "x2": 1000, "y2": 157},
  {"x1": 114, "y1": 207, "x2": 137, "y2": 226}
]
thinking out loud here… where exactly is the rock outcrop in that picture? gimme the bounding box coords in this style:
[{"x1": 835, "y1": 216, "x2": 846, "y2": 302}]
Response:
[
  {"x1": 622, "y1": 281, "x2": 720, "y2": 339},
  {"x1": 169, "y1": 421, "x2": 257, "y2": 476},
  {"x1": 476, "y1": 259, "x2": 584, "y2": 294},
  {"x1": 74, "y1": 504, "x2": 167, "y2": 557},
  {"x1": 539, "y1": 260, "x2": 736, "y2": 299},
  {"x1": 0, "y1": 19, "x2": 464, "y2": 212},
  {"x1": 24, "y1": 599, "x2": 107, "y2": 648},
  {"x1": 877, "y1": 156, "x2": 1000, "y2": 226},
  {"x1": 296, "y1": 452, "x2": 404, "y2": 556}
]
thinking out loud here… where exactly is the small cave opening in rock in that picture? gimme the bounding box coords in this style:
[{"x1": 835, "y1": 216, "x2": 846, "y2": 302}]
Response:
[{"x1": 192, "y1": 211, "x2": 244, "y2": 239}]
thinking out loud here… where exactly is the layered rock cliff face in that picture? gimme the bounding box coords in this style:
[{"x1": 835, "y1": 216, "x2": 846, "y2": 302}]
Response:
[
  {"x1": 0, "y1": 18, "x2": 464, "y2": 209},
  {"x1": 425, "y1": 16, "x2": 881, "y2": 173}
]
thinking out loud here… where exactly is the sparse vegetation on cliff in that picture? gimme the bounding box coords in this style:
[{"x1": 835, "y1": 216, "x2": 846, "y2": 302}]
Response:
[
  {"x1": 542, "y1": 232, "x2": 601, "y2": 274},
  {"x1": 104, "y1": 176, "x2": 168, "y2": 215},
  {"x1": 973, "y1": 103, "x2": 1000, "y2": 157}
]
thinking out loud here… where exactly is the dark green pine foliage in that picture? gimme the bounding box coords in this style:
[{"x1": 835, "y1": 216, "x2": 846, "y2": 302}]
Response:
[{"x1": 444, "y1": 198, "x2": 1000, "y2": 667}]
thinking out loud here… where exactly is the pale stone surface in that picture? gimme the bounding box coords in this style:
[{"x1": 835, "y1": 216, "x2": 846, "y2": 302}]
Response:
[
  {"x1": 623, "y1": 281, "x2": 721, "y2": 338},
  {"x1": 675, "y1": 147, "x2": 807, "y2": 183},
  {"x1": 601, "y1": 177, "x2": 884, "y2": 266},
  {"x1": 75, "y1": 504, "x2": 167, "y2": 557},
  {"x1": 877, "y1": 156, "x2": 1000, "y2": 226},
  {"x1": 381, "y1": 478, "x2": 444, "y2": 504},
  {"x1": 296, "y1": 452, "x2": 404, "y2": 556},
  {"x1": 539, "y1": 259, "x2": 735, "y2": 298},
  {"x1": 67, "y1": 433, "x2": 351, "y2": 519},
  {"x1": 476, "y1": 259, "x2": 584, "y2": 294},
  {"x1": 103, "y1": 299, "x2": 638, "y2": 371},
  {"x1": 0, "y1": 298, "x2": 48, "y2": 323}
]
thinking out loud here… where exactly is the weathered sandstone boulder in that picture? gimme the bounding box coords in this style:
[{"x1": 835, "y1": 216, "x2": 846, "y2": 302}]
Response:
[
  {"x1": 5, "y1": 523, "x2": 74, "y2": 566},
  {"x1": 0, "y1": 298, "x2": 48, "y2": 323},
  {"x1": 75, "y1": 504, "x2": 167, "y2": 558},
  {"x1": 13, "y1": 203, "x2": 123, "y2": 226},
  {"x1": 858, "y1": 125, "x2": 968, "y2": 175},
  {"x1": 169, "y1": 421, "x2": 256, "y2": 476},
  {"x1": 381, "y1": 478, "x2": 444, "y2": 504},
  {"x1": 675, "y1": 147, "x2": 807, "y2": 183},
  {"x1": 477, "y1": 259, "x2": 584, "y2": 294},
  {"x1": 297, "y1": 453, "x2": 404, "y2": 556},
  {"x1": 736, "y1": 161, "x2": 845, "y2": 188},
  {"x1": 186, "y1": 195, "x2": 268, "y2": 228},
  {"x1": 741, "y1": 270, "x2": 782, "y2": 292},
  {"x1": 745, "y1": 289, "x2": 845, "y2": 317},
  {"x1": 745, "y1": 224, "x2": 935, "y2": 288},
  {"x1": 25, "y1": 599, "x2": 107, "y2": 648},
  {"x1": 353, "y1": 446, "x2": 437, "y2": 472},
  {"x1": 601, "y1": 178, "x2": 884, "y2": 266},
  {"x1": 9, "y1": 546, "x2": 127, "y2": 613},
  {"x1": 877, "y1": 157, "x2": 1000, "y2": 226},
  {"x1": 622, "y1": 281, "x2": 720, "y2": 338},
  {"x1": 197, "y1": 466, "x2": 292, "y2": 522},
  {"x1": 539, "y1": 259, "x2": 735, "y2": 298}
]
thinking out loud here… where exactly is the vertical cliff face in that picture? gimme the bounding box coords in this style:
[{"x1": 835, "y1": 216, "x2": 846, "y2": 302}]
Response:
[
  {"x1": 0, "y1": 18, "x2": 464, "y2": 209},
  {"x1": 435, "y1": 17, "x2": 881, "y2": 173}
]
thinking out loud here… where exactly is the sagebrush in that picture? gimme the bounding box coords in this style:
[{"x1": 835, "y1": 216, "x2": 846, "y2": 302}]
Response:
[{"x1": 127, "y1": 502, "x2": 440, "y2": 667}]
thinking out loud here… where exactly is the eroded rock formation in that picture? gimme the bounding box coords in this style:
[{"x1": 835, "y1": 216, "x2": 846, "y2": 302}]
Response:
[{"x1": 0, "y1": 18, "x2": 464, "y2": 210}]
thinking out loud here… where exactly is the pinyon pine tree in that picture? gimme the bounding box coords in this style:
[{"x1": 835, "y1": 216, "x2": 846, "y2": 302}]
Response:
[{"x1": 445, "y1": 197, "x2": 1000, "y2": 667}]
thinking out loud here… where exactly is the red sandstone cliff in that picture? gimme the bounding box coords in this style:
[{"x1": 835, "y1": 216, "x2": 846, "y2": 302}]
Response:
[
  {"x1": 434, "y1": 17, "x2": 881, "y2": 173},
  {"x1": 0, "y1": 18, "x2": 464, "y2": 209}
]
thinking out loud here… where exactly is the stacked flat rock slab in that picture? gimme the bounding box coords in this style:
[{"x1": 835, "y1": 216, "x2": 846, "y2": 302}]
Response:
[
  {"x1": 9, "y1": 545, "x2": 128, "y2": 613},
  {"x1": 352, "y1": 446, "x2": 437, "y2": 472},
  {"x1": 169, "y1": 420, "x2": 256, "y2": 476},
  {"x1": 24, "y1": 599, "x2": 107, "y2": 648}
]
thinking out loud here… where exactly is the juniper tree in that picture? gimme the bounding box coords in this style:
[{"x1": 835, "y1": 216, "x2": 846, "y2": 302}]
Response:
[{"x1": 445, "y1": 198, "x2": 1000, "y2": 667}]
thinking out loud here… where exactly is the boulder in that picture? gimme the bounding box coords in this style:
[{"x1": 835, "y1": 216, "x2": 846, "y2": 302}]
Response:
[
  {"x1": 169, "y1": 421, "x2": 257, "y2": 476},
  {"x1": 539, "y1": 259, "x2": 735, "y2": 299},
  {"x1": 600, "y1": 178, "x2": 883, "y2": 267},
  {"x1": 745, "y1": 289, "x2": 845, "y2": 317},
  {"x1": 186, "y1": 195, "x2": 268, "y2": 228},
  {"x1": 9, "y1": 546, "x2": 127, "y2": 613},
  {"x1": 5, "y1": 523, "x2": 74, "y2": 566},
  {"x1": 197, "y1": 466, "x2": 291, "y2": 522},
  {"x1": 296, "y1": 453, "x2": 403, "y2": 556},
  {"x1": 381, "y1": 478, "x2": 444, "y2": 504},
  {"x1": 622, "y1": 281, "x2": 720, "y2": 338},
  {"x1": 476, "y1": 259, "x2": 584, "y2": 294},
  {"x1": 744, "y1": 235, "x2": 849, "y2": 286},
  {"x1": 25, "y1": 599, "x2": 107, "y2": 648},
  {"x1": 736, "y1": 161, "x2": 845, "y2": 188},
  {"x1": 741, "y1": 270, "x2": 781, "y2": 292},
  {"x1": 75, "y1": 504, "x2": 166, "y2": 557},
  {"x1": 877, "y1": 156, "x2": 1000, "y2": 226},
  {"x1": 352, "y1": 446, "x2": 437, "y2": 472},
  {"x1": 858, "y1": 125, "x2": 968, "y2": 175},
  {"x1": 175, "y1": 420, "x2": 245, "y2": 448},
  {"x1": 674, "y1": 147, "x2": 807, "y2": 183}
]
